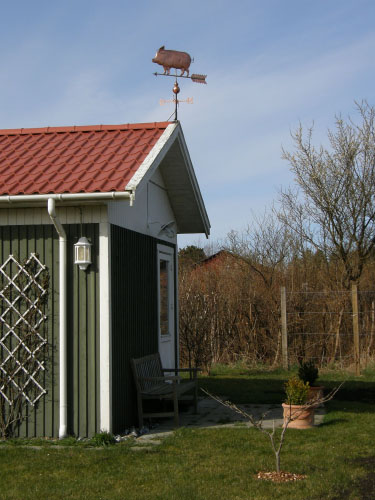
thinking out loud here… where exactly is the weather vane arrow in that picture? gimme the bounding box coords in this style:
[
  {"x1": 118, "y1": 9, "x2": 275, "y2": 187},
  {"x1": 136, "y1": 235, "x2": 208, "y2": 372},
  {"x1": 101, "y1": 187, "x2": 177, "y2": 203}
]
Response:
[
  {"x1": 153, "y1": 71, "x2": 207, "y2": 84},
  {"x1": 152, "y1": 46, "x2": 207, "y2": 120}
]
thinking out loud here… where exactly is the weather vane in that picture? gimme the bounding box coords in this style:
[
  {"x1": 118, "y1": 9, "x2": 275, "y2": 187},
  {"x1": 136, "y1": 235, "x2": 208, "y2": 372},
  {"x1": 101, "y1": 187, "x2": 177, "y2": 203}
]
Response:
[{"x1": 152, "y1": 46, "x2": 207, "y2": 121}]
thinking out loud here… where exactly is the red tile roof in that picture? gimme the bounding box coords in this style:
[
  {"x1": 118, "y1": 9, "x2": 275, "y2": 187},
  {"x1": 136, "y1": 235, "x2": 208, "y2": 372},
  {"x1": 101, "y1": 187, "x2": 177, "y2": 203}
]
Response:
[{"x1": 0, "y1": 122, "x2": 170, "y2": 195}]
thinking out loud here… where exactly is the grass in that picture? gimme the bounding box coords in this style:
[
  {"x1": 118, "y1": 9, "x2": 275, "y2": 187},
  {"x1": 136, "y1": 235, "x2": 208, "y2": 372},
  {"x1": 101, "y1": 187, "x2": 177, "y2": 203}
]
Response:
[{"x1": 0, "y1": 366, "x2": 374, "y2": 499}]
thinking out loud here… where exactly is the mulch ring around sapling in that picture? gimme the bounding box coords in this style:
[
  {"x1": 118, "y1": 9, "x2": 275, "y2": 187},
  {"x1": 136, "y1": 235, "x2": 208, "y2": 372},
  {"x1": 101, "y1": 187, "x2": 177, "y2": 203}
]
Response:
[{"x1": 256, "y1": 471, "x2": 307, "y2": 482}]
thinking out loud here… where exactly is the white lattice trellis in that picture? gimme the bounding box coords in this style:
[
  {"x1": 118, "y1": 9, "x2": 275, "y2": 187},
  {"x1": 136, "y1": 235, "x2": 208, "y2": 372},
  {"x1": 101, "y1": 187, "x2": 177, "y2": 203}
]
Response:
[{"x1": 0, "y1": 253, "x2": 48, "y2": 406}]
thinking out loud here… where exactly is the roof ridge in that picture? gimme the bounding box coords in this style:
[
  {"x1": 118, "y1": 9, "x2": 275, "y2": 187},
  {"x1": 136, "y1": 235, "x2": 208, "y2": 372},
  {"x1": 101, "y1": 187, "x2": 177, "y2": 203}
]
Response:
[{"x1": 0, "y1": 122, "x2": 172, "y2": 136}]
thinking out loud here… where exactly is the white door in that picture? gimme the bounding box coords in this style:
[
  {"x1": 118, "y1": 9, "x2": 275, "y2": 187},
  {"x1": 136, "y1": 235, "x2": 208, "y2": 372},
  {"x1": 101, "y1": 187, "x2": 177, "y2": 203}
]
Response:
[{"x1": 157, "y1": 244, "x2": 175, "y2": 369}]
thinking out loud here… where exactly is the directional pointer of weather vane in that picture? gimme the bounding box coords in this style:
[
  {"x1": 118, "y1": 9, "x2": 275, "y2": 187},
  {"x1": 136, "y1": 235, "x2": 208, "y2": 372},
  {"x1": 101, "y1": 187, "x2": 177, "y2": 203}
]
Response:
[{"x1": 152, "y1": 46, "x2": 207, "y2": 120}]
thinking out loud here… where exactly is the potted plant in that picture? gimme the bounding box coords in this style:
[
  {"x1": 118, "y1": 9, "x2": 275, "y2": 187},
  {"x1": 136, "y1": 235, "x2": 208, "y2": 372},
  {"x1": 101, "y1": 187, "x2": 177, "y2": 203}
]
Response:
[
  {"x1": 298, "y1": 361, "x2": 324, "y2": 403},
  {"x1": 282, "y1": 376, "x2": 315, "y2": 429}
]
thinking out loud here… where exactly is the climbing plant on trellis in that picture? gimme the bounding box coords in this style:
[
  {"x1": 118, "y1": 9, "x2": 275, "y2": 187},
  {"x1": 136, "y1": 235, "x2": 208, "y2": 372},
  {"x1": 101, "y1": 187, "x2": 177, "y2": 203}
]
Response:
[{"x1": 0, "y1": 253, "x2": 49, "y2": 438}]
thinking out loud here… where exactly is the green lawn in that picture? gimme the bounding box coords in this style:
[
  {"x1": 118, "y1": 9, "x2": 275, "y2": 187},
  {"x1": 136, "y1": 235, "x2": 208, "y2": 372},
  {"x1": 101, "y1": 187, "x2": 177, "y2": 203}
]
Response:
[{"x1": 0, "y1": 366, "x2": 374, "y2": 500}]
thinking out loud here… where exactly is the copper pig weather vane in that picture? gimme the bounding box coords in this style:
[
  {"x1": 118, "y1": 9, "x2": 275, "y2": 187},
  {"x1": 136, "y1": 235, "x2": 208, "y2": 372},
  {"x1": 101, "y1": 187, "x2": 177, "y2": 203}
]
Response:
[{"x1": 152, "y1": 46, "x2": 207, "y2": 120}]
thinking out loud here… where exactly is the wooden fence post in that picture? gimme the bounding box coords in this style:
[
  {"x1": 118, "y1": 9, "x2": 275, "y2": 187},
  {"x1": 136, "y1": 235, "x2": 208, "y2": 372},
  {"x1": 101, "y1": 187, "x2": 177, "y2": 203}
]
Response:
[
  {"x1": 352, "y1": 283, "x2": 361, "y2": 376},
  {"x1": 281, "y1": 286, "x2": 288, "y2": 370}
]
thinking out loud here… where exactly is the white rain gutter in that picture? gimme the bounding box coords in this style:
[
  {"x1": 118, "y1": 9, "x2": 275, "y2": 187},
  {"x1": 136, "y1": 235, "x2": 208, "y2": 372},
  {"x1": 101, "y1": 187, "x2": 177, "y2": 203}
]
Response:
[
  {"x1": 0, "y1": 191, "x2": 135, "y2": 205},
  {"x1": 47, "y1": 198, "x2": 68, "y2": 439}
]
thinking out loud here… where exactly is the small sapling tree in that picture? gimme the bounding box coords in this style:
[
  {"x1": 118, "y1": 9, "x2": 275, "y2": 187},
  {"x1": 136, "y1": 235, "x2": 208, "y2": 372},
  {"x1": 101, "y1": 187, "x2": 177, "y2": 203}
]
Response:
[{"x1": 203, "y1": 383, "x2": 342, "y2": 479}]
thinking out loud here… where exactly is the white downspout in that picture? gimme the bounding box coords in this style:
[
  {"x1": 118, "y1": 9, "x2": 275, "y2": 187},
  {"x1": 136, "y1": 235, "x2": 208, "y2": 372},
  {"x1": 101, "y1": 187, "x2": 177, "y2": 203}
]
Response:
[{"x1": 47, "y1": 198, "x2": 67, "y2": 439}]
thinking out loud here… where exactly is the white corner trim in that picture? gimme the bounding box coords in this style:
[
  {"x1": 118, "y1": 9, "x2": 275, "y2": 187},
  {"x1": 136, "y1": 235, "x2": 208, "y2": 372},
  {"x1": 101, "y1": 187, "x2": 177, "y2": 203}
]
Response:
[
  {"x1": 175, "y1": 243, "x2": 179, "y2": 369},
  {"x1": 99, "y1": 222, "x2": 112, "y2": 432},
  {"x1": 125, "y1": 123, "x2": 178, "y2": 192}
]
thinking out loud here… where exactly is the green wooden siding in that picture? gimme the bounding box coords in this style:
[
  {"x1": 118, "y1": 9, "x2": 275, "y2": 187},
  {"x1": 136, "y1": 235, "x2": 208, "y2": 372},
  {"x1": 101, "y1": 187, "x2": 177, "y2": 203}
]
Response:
[
  {"x1": 111, "y1": 225, "x2": 176, "y2": 432},
  {"x1": 0, "y1": 223, "x2": 100, "y2": 438},
  {"x1": 66, "y1": 224, "x2": 100, "y2": 438}
]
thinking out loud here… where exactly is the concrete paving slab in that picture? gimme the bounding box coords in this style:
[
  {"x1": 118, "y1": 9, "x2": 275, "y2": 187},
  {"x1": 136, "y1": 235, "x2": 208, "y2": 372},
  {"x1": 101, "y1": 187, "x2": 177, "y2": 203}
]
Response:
[{"x1": 140, "y1": 398, "x2": 325, "y2": 437}]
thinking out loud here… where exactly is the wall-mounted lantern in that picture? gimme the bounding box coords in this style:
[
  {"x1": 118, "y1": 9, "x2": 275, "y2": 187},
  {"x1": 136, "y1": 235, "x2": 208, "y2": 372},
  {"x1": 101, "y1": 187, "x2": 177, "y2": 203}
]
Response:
[{"x1": 74, "y1": 237, "x2": 92, "y2": 271}]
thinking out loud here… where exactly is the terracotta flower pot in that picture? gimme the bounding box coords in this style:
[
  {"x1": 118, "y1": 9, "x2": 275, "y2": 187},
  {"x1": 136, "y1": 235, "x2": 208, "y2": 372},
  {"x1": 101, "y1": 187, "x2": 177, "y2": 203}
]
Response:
[{"x1": 282, "y1": 403, "x2": 315, "y2": 429}]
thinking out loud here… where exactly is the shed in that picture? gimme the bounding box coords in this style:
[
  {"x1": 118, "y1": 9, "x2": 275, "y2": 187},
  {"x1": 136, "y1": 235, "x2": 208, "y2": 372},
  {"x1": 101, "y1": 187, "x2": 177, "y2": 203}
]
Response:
[{"x1": 0, "y1": 121, "x2": 210, "y2": 438}]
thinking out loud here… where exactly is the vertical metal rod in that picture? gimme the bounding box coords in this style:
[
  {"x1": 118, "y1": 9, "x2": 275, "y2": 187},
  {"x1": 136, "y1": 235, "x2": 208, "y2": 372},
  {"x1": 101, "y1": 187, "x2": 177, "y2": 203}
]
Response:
[
  {"x1": 281, "y1": 286, "x2": 288, "y2": 370},
  {"x1": 352, "y1": 283, "x2": 361, "y2": 376},
  {"x1": 173, "y1": 76, "x2": 179, "y2": 121}
]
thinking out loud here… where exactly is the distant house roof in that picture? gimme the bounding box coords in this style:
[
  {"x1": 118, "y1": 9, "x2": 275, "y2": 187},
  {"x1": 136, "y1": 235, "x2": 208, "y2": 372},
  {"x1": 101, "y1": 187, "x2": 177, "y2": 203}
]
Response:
[
  {"x1": 199, "y1": 250, "x2": 238, "y2": 268},
  {"x1": 0, "y1": 121, "x2": 210, "y2": 236},
  {"x1": 0, "y1": 122, "x2": 169, "y2": 195}
]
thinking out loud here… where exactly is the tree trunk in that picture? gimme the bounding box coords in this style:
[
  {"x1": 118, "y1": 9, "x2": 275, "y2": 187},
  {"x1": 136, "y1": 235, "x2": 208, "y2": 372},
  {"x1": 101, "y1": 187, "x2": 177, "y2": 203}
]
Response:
[
  {"x1": 333, "y1": 307, "x2": 344, "y2": 360},
  {"x1": 275, "y1": 450, "x2": 280, "y2": 473},
  {"x1": 367, "y1": 300, "x2": 374, "y2": 360}
]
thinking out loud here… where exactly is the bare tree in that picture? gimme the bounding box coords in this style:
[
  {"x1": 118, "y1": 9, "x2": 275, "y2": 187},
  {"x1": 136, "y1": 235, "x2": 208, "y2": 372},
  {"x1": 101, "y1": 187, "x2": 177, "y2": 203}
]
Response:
[
  {"x1": 226, "y1": 212, "x2": 293, "y2": 365},
  {"x1": 227, "y1": 211, "x2": 293, "y2": 287},
  {"x1": 279, "y1": 101, "x2": 375, "y2": 288},
  {"x1": 179, "y1": 268, "x2": 213, "y2": 371}
]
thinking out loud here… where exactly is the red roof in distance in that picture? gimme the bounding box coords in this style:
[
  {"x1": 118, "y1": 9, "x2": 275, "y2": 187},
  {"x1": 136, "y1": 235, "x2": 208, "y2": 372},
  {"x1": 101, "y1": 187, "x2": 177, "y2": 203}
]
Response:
[{"x1": 0, "y1": 122, "x2": 170, "y2": 196}]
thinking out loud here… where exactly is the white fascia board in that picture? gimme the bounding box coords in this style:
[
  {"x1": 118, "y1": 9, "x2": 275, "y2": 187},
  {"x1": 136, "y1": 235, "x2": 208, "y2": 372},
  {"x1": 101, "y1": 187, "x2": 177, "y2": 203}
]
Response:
[
  {"x1": 175, "y1": 129, "x2": 211, "y2": 237},
  {"x1": 125, "y1": 122, "x2": 179, "y2": 192}
]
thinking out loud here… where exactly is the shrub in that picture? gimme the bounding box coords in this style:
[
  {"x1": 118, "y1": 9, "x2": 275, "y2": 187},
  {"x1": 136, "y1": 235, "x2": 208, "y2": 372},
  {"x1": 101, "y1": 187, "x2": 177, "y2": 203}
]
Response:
[
  {"x1": 298, "y1": 361, "x2": 319, "y2": 386},
  {"x1": 284, "y1": 376, "x2": 309, "y2": 405}
]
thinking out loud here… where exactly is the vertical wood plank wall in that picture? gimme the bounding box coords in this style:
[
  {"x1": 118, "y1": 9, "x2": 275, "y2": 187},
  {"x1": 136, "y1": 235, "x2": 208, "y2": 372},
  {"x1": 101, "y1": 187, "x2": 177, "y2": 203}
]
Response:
[
  {"x1": 67, "y1": 224, "x2": 100, "y2": 438},
  {"x1": 111, "y1": 225, "x2": 157, "y2": 432},
  {"x1": 0, "y1": 224, "x2": 100, "y2": 438},
  {"x1": 110, "y1": 225, "x2": 176, "y2": 432},
  {"x1": 0, "y1": 225, "x2": 59, "y2": 437}
]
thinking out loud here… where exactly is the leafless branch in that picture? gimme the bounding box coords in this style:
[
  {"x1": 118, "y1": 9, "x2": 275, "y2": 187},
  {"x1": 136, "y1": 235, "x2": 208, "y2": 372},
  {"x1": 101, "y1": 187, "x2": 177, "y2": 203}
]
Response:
[{"x1": 202, "y1": 382, "x2": 344, "y2": 473}]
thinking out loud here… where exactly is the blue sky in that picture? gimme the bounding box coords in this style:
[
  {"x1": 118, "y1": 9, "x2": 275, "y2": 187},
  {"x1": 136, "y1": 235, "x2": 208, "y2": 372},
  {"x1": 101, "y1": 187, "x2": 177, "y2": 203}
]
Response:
[{"x1": 1, "y1": 1, "x2": 375, "y2": 248}]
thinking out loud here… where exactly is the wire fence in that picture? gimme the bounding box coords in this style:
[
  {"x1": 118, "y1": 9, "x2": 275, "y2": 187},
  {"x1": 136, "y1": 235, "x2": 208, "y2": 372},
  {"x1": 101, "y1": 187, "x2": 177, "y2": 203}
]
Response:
[
  {"x1": 179, "y1": 269, "x2": 375, "y2": 372},
  {"x1": 280, "y1": 286, "x2": 375, "y2": 373}
]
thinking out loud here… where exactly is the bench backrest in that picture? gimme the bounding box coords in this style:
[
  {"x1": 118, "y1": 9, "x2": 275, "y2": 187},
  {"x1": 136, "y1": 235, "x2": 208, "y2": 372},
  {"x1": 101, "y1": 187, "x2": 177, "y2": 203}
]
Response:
[{"x1": 131, "y1": 353, "x2": 163, "y2": 392}]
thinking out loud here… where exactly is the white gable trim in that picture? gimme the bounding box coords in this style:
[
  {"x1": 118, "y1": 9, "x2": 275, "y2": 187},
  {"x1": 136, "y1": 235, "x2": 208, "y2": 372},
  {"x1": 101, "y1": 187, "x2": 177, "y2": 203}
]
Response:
[
  {"x1": 125, "y1": 122, "x2": 210, "y2": 238},
  {"x1": 125, "y1": 122, "x2": 178, "y2": 192}
]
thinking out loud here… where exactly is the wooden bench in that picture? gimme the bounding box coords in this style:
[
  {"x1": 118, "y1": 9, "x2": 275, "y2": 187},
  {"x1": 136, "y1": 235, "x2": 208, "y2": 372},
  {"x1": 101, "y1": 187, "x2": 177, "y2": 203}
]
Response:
[{"x1": 131, "y1": 353, "x2": 200, "y2": 428}]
